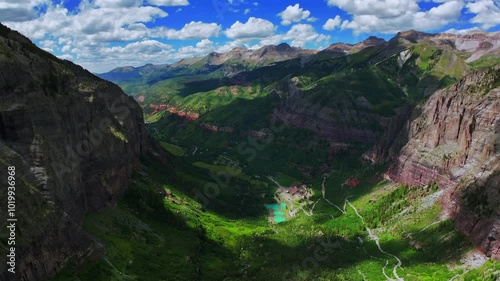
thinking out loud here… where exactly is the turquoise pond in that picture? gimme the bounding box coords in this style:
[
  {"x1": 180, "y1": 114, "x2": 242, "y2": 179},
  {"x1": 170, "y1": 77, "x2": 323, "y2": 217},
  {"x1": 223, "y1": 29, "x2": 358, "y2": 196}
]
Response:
[
  {"x1": 264, "y1": 203, "x2": 287, "y2": 223},
  {"x1": 264, "y1": 203, "x2": 287, "y2": 210}
]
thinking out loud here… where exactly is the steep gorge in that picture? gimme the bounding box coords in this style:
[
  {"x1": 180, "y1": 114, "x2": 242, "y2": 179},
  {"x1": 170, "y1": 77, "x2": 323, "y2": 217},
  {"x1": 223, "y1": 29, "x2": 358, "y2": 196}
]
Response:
[{"x1": 0, "y1": 21, "x2": 499, "y2": 280}]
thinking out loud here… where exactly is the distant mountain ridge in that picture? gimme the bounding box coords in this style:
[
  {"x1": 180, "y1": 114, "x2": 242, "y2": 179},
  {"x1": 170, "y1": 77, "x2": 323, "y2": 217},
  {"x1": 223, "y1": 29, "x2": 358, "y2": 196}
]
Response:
[
  {"x1": 98, "y1": 30, "x2": 500, "y2": 83},
  {"x1": 99, "y1": 42, "x2": 317, "y2": 82},
  {"x1": 97, "y1": 63, "x2": 169, "y2": 82}
]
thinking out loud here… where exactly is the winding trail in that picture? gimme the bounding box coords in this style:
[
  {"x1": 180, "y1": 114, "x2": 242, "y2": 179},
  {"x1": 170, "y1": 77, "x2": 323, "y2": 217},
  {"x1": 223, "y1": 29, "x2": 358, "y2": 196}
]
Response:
[
  {"x1": 321, "y1": 173, "x2": 347, "y2": 214},
  {"x1": 449, "y1": 273, "x2": 465, "y2": 281},
  {"x1": 317, "y1": 212, "x2": 336, "y2": 220},
  {"x1": 405, "y1": 219, "x2": 447, "y2": 240},
  {"x1": 301, "y1": 198, "x2": 322, "y2": 216},
  {"x1": 103, "y1": 257, "x2": 132, "y2": 278},
  {"x1": 417, "y1": 219, "x2": 446, "y2": 233},
  {"x1": 358, "y1": 269, "x2": 367, "y2": 281},
  {"x1": 269, "y1": 175, "x2": 406, "y2": 280},
  {"x1": 382, "y1": 260, "x2": 392, "y2": 280},
  {"x1": 347, "y1": 200, "x2": 404, "y2": 281},
  {"x1": 324, "y1": 198, "x2": 346, "y2": 214},
  {"x1": 268, "y1": 176, "x2": 285, "y2": 189}
]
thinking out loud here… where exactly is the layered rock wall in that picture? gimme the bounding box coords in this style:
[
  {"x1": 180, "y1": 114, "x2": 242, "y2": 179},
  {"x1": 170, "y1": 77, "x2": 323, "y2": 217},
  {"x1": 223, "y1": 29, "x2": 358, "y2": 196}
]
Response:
[{"x1": 369, "y1": 66, "x2": 499, "y2": 260}]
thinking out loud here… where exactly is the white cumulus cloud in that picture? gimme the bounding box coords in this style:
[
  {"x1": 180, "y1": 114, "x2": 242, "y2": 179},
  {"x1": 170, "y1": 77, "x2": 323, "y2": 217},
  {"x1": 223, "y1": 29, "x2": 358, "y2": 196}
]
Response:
[
  {"x1": 178, "y1": 39, "x2": 214, "y2": 56},
  {"x1": 225, "y1": 17, "x2": 276, "y2": 39},
  {"x1": 465, "y1": 0, "x2": 500, "y2": 29},
  {"x1": 279, "y1": 3, "x2": 312, "y2": 25},
  {"x1": 328, "y1": 0, "x2": 465, "y2": 34},
  {"x1": 94, "y1": 0, "x2": 143, "y2": 8},
  {"x1": 252, "y1": 23, "x2": 330, "y2": 48},
  {"x1": 147, "y1": 0, "x2": 189, "y2": 6},
  {"x1": 283, "y1": 24, "x2": 330, "y2": 47},
  {"x1": 0, "y1": 0, "x2": 48, "y2": 22},
  {"x1": 163, "y1": 21, "x2": 221, "y2": 39},
  {"x1": 0, "y1": 0, "x2": 223, "y2": 72},
  {"x1": 323, "y1": 15, "x2": 342, "y2": 31}
]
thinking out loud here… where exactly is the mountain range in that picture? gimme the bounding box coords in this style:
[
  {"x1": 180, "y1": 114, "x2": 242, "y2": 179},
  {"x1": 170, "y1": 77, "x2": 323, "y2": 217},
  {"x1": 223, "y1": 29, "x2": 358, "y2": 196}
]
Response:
[
  {"x1": 99, "y1": 30, "x2": 499, "y2": 82},
  {"x1": 0, "y1": 22, "x2": 499, "y2": 281}
]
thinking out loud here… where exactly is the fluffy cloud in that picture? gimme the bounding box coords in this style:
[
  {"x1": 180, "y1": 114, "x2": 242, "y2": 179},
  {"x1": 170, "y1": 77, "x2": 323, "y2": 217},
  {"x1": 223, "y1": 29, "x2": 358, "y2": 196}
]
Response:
[
  {"x1": 327, "y1": 0, "x2": 419, "y2": 18},
  {"x1": 148, "y1": 0, "x2": 190, "y2": 6},
  {"x1": 323, "y1": 15, "x2": 342, "y2": 31},
  {"x1": 108, "y1": 40, "x2": 172, "y2": 54},
  {"x1": 0, "y1": 0, "x2": 223, "y2": 72},
  {"x1": 328, "y1": 0, "x2": 465, "y2": 34},
  {"x1": 445, "y1": 27, "x2": 482, "y2": 34},
  {"x1": 0, "y1": 0, "x2": 48, "y2": 22},
  {"x1": 278, "y1": 4, "x2": 311, "y2": 25},
  {"x1": 4, "y1": 0, "x2": 490, "y2": 73},
  {"x1": 216, "y1": 38, "x2": 251, "y2": 53},
  {"x1": 225, "y1": 17, "x2": 276, "y2": 39},
  {"x1": 282, "y1": 24, "x2": 330, "y2": 47},
  {"x1": 4, "y1": 4, "x2": 168, "y2": 40},
  {"x1": 251, "y1": 24, "x2": 330, "y2": 48},
  {"x1": 94, "y1": 0, "x2": 143, "y2": 8},
  {"x1": 178, "y1": 39, "x2": 214, "y2": 56},
  {"x1": 74, "y1": 39, "x2": 174, "y2": 71},
  {"x1": 163, "y1": 21, "x2": 221, "y2": 39},
  {"x1": 465, "y1": 0, "x2": 500, "y2": 29}
]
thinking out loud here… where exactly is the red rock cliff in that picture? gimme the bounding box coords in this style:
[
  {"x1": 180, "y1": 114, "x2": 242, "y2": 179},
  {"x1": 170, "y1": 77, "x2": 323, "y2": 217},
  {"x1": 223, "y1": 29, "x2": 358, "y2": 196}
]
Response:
[{"x1": 375, "y1": 66, "x2": 499, "y2": 260}]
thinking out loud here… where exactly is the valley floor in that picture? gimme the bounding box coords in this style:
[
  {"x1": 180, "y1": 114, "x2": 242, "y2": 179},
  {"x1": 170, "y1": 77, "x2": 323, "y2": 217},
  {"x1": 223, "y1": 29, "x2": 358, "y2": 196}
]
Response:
[{"x1": 50, "y1": 142, "x2": 500, "y2": 281}]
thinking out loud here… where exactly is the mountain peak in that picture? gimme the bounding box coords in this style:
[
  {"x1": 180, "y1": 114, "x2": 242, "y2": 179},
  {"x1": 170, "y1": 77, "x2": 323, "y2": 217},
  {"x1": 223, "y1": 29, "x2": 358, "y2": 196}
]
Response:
[
  {"x1": 111, "y1": 66, "x2": 135, "y2": 72},
  {"x1": 276, "y1": 42, "x2": 292, "y2": 50},
  {"x1": 393, "y1": 30, "x2": 435, "y2": 43},
  {"x1": 230, "y1": 47, "x2": 245, "y2": 52},
  {"x1": 208, "y1": 51, "x2": 221, "y2": 57},
  {"x1": 365, "y1": 35, "x2": 384, "y2": 41},
  {"x1": 361, "y1": 36, "x2": 386, "y2": 45}
]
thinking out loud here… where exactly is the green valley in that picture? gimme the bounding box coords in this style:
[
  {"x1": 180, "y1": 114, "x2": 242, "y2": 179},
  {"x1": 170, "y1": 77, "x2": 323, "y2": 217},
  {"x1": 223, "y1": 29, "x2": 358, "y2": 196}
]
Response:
[
  {"x1": 54, "y1": 29, "x2": 498, "y2": 281},
  {"x1": 1, "y1": 18, "x2": 498, "y2": 281}
]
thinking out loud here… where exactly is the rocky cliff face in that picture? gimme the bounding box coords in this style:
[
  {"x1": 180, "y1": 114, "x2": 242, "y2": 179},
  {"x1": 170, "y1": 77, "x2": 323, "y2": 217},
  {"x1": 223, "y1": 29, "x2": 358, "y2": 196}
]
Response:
[
  {"x1": 385, "y1": 67, "x2": 499, "y2": 188},
  {"x1": 272, "y1": 78, "x2": 380, "y2": 144},
  {"x1": 369, "y1": 66, "x2": 499, "y2": 260},
  {"x1": 0, "y1": 24, "x2": 149, "y2": 280}
]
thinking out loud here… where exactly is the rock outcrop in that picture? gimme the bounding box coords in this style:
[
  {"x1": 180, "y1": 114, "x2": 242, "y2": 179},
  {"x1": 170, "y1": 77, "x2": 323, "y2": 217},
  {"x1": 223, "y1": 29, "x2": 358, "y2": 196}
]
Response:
[
  {"x1": 271, "y1": 77, "x2": 381, "y2": 144},
  {"x1": 0, "y1": 24, "x2": 149, "y2": 280},
  {"x1": 385, "y1": 67, "x2": 499, "y2": 188},
  {"x1": 370, "y1": 66, "x2": 499, "y2": 260}
]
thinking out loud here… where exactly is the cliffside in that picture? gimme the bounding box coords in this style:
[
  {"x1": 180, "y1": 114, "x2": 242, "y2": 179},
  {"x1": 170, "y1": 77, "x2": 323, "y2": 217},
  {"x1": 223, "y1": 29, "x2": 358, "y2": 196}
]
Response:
[
  {"x1": 370, "y1": 66, "x2": 499, "y2": 260},
  {"x1": 0, "y1": 24, "x2": 149, "y2": 280},
  {"x1": 270, "y1": 77, "x2": 384, "y2": 144},
  {"x1": 386, "y1": 67, "x2": 499, "y2": 187}
]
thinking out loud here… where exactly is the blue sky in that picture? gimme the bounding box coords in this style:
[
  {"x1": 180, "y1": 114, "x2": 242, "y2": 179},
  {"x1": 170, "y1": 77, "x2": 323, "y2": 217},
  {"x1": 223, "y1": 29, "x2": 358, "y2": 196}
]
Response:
[{"x1": 1, "y1": 0, "x2": 499, "y2": 72}]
